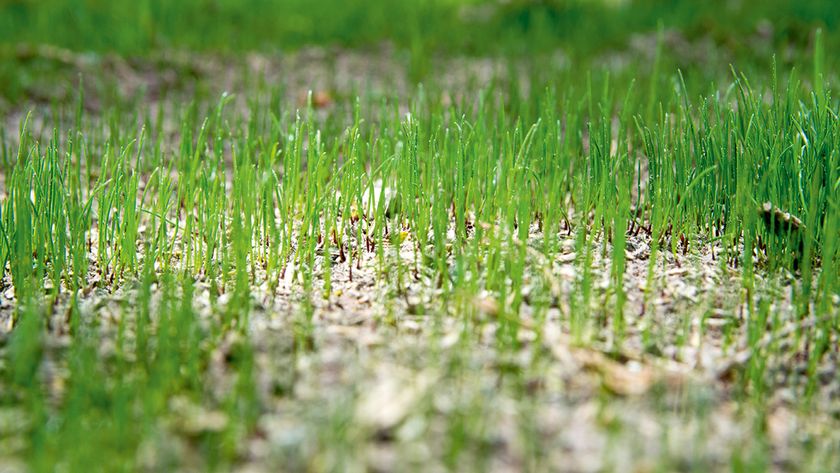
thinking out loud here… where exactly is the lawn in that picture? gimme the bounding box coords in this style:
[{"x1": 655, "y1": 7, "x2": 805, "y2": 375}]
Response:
[{"x1": 0, "y1": 1, "x2": 839, "y2": 472}]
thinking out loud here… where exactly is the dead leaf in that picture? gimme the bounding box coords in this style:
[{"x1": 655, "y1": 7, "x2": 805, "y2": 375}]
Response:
[
  {"x1": 474, "y1": 295, "x2": 499, "y2": 317},
  {"x1": 575, "y1": 350, "x2": 656, "y2": 396},
  {"x1": 356, "y1": 368, "x2": 436, "y2": 433},
  {"x1": 297, "y1": 90, "x2": 333, "y2": 108},
  {"x1": 169, "y1": 396, "x2": 229, "y2": 435}
]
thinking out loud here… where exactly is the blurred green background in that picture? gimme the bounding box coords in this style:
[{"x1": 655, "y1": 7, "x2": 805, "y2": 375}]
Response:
[
  {"x1": 0, "y1": 0, "x2": 837, "y2": 109},
  {"x1": 1, "y1": 0, "x2": 837, "y2": 56}
]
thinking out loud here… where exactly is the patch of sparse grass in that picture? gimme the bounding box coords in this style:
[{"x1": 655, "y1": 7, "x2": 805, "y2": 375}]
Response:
[
  {"x1": 0, "y1": 51, "x2": 838, "y2": 470},
  {"x1": 1, "y1": 2, "x2": 839, "y2": 472}
]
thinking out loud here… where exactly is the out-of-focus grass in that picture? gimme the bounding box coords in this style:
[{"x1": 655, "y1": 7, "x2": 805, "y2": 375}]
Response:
[
  {"x1": 0, "y1": 0, "x2": 455, "y2": 53},
  {"x1": 1, "y1": 0, "x2": 837, "y2": 107},
  {"x1": 1, "y1": 0, "x2": 837, "y2": 56}
]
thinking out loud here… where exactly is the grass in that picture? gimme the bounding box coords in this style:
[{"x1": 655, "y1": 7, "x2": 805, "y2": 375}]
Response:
[
  {"x1": 1, "y1": 1, "x2": 839, "y2": 472},
  {"x1": 1, "y1": 57, "x2": 838, "y2": 469},
  {"x1": 2, "y1": 0, "x2": 840, "y2": 56},
  {"x1": 2, "y1": 0, "x2": 840, "y2": 107}
]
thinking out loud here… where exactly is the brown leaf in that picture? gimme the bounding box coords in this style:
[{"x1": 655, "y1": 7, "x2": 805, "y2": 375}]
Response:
[{"x1": 575, "y1": 350, "x2": 656, "y2": 396}]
